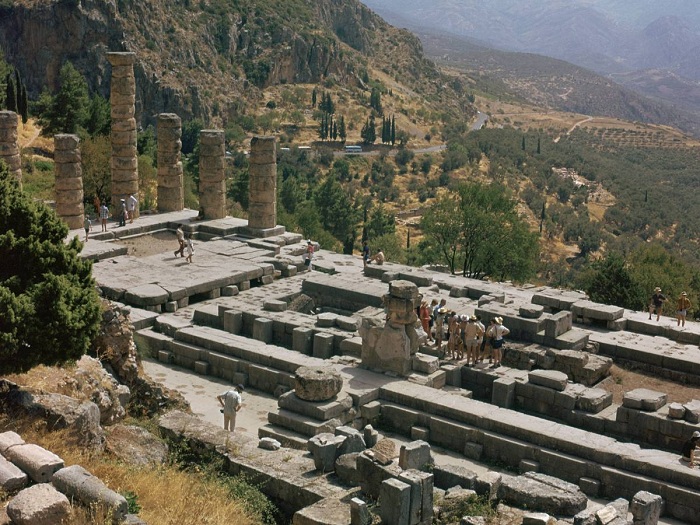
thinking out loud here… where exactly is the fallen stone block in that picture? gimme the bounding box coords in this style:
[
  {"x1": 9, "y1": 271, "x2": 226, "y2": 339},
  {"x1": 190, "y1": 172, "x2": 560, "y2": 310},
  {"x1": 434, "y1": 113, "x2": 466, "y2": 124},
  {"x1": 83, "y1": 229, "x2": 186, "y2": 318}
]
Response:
[
  {"x1": 683, "y1": 399, "x2": 700, "y2": 424},
  {"x1": 351, "y1": 497, "x2": 372, "y2": 525},
  {"x1": 308, "y1": 433, "x2": 345, "y2": 472},
  {"x1": 7, "y1": 483, "x2": 71, "y2": 525},
  {"x1": 576, "y1": 388, "x2": 613, "y2": 413},
  {"x1": 258, "y1": 437, "x2": 281, "y2": 450},
  {"x1": 52, "y1": 465, "x2": 128, "y2": 523},
  {"x1": 630, "y1": 490, "x2": 663, "y2": 525},
  {"x1": 667, "y1": 402, "x2": 686, "y2": 420},
  {"x1": 528, "y1": 370, "x2": 568, "y2": 391},
  {"x1": 0, "y1": 431, "x2": 24, "y2": 454},
  {"x1": 4, "y1": 444, "x2": 64, "y2": 483},
  {"x1": 336, "y1": 316, "x2": 359, "y2": 332},
  {"x1": 578, "y1": 477, "x2": 600, "y2": 497},
  {"x1": 623, "y1": 389, "x2": 667, "y2": 412},
  {"x1": 295, "y1": 366, "x2": 343, "y2": 401},
  {"x1": 336, "y1": 453, "x2": 361, "y2": 486},
  {"x1": 498, "y1": 472, "x2": 587, "y2": 516},
  {"x1": 522, "y1": 513, "x2": 555, "y2": 525},
  {"x1": 519, "y1": 305, "x2": 544, "y2": 319},
  {"x1": 316, "y1": 313, "x2": 337, "y2": 328},
  {"x1": 335, "y1": 426, "x2": 366, "y2": 455},
  {"x1": 263, "y1": 299, "x2": 287, "y2": 312},
  {"x1": 0, "y1": 455, "x2": 28, "y2": 492},
  {"x1": 412, "y1": 353, "x2": 439, "y2": 375},
  {"x1": 357, "y1": 449, "x2": 401, "y2": 498},
  {"x1": 474, "y1": 471, "x2": 501, "y2": 500},
  {"x1": 313, "y1": 332, "x2": 335, "y2": 359},
  {"x1": 364, "y1": 425, "x2": 379, "y2": 448}
]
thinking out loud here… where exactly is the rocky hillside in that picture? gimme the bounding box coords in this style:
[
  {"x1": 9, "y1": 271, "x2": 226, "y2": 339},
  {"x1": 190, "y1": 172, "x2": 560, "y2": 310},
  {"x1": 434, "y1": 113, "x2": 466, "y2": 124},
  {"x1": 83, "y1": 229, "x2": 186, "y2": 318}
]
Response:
[{"x1": 0, "y1": 0, "x2": 459, "y2": 128}]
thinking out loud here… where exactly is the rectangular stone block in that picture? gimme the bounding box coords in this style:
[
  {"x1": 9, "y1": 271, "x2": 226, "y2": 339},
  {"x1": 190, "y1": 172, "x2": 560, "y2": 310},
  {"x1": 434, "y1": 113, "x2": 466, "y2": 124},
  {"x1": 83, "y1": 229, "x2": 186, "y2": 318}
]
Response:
[
  {"x1": 222, "y1": 285, "x2": 239, "y2": 296},
  {"x1": 519, "y1": 459, "x2": 539, "y2": 473},
  {"x1": 0, "y1": 455, "x2": 28, "y2": 491},
  {"x1": 340, "y1": 336, "x2": 363, "y2": 357},
  {"x1": 158, "y1": 350, "x2": 173, "y2": 363},
  {"x1": 492, "y1": 377, "x2": 516, "y2": 408},
  {"x1": 398, "y1": 470, "x2": 433, "y2": 525},
  {"x1": 433, "y1": 464, "x2": 477, "y2": 490},
  {"x1": 194, "y1": 360, "x2": 209, "y2": 375},
  {"x1": 293, "y1": 327, "x2": 314, "y2": 355},
  {"x1": 412, "y1": 354, "x2": 439, "y2": 374},
  {"x1": 410, "y1": 426, "x2": 430, "y2": 441},
  {"x1": 380, "y1": 478, "x2": 411, "y2": 525},
  {"x1": 622, "y1": 389, "x2": 667, "y2": 411},
  {"x1": 253, "y1": 318, "x2": 273, "y2": 343},
  {"x1": 399, "y1": 441, "x2": 432, "y2": 471},
  {"x1": 579, "y1": 477, "x2": 601, "y2": 498},
  {"x1": 361, "y1": 401, "x2": 381, "y2": 421},
  {"x1": 463, "y1": 442, "x2": 483, "y2": 461},
  {"x1": 223, "y1": 310, "x2": 243, "y2": 334},
  {"x1": 528, "y1": 370, "x2": 569, "y2": 391},
  {"x1": 313, "y1": 332, "x2": 335, "y2": 359}
]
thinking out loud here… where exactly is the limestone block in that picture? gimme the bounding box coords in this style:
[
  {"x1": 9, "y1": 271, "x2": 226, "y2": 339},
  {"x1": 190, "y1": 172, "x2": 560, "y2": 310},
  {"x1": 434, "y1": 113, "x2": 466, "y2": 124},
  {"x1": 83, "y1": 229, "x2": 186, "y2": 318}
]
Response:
[
  {"x1": 223, "y1": 310, "x2": 242, "y2": 334},
  {"x1": 364, "y1": 425, "x2": 379, "y2": 448},
  {"x1": 630, "y1": 490, "x2": 663, "y2": 525},
  {"x1": 361, "y1": 401, "x2": 381, "y2": 421},
  {"x1": 336, "y1": 426, "x2": 366, "y2": 455},
  {"x1": 336, "y1": 316, "x2": 359, "y2": 332},
  {"x1": 498, "y1": 472, "x2": 587, "y2": 517},
  {"x1": 576, "y1": 388, "x2": 612, "y2": 413},
  {"x1": 398, "y1": 469, "x2": 433, "y2": 525},
  {"x1": 0, "y1": 110, "x2": 18, "y2": 127},
  {"x1": 412, "y1": 353, "x2": 439, "y2": 374},
  {"x1": 294, "y1": 366, "x2": 342, "y2": 401},
  {"x1": 474, "y1": 471, "x2": 501, "y2": 500},
  {"x1": 492, "y1": 377, "x2": 516, "y2": 408},
  {"x1": 399, "y1": 440, "x2": 432, "y2": 471},
  {"x1": 0, "y1": 455, "x2": 28, "y2": 492},
  {"x1": 519, "y1": 459, "x2": 540, "y2": 473},
  {"x1": 7, "y1": 483, "x2": 71, "y2": 525},
  {"x1": 316, "y1": 313, "x2": 337, "y2": 328},
  {"x1": 623, "y1": 389, "x2": 667, "y2": 412},
  {"x1": 52, "y1": 465, "x2": 128, "y2": 522},
  {"x1": 433, "y1": 464, "x2": 477, "y2": 490},
  {"x1": 313, "y1": 332, "x2": 335, "y2": 359},
  {"x1": 667, "y1": 402, "x2": 686, "y2": 419},
  {"x1": 528, "y1": 370, "x2": 569, "y2": 391},
  {"x1": 520, "y1": 305, "x2": 544, "y2": 319},
  {"x1": 263, "y1": 299, "x2": 287, "y2": 312},
  {"x1": 522, "y1": 513, "x2": 555, "y2": 525},
  {"x1": 336, "y1": 453, "x2": 362, "y2": 487},
  {"x1": 308, "y1": 433, "x2": 345, "y2": 472},
  {"x1": 544, "y1": 311, "x2": 573, "y2": 338},
  {"x1": 683, "y1": 399, "x2": 700, "y2": 424},
  {"x1": 252, "y1": 318, "x2": 273, "y2": 343},
  {"x1": 389, "y1": 280, "x2": 420, "y2": 301},
  {"x1": 258, "y1": 437, "x2": 281, "y2": 450},
  {"x1": 351, "y1": 497, "x2": 372, "y2": 525},
  {"x1": 107, "y1": 51, "x2": 136, "y2": 67},
  {"x1": 578, "y1": 477, "x2": 600, "y2": 497},
  {"x1": 463, "y1": 442, "x2": 483, "y2": 461},
  {"x1": 380, "y1": 478, "x2": 411, "y2": 525},
  {"x1": 411, "y1": 426, "x2": 429, "y2": 441},
  {"x1": 293, "y1": 327, "x2": 314, "y2": 354},
  {"x1": 54, "y1": 176, "x2": 84, "y2": 191},
  {"x1": 111, "y1": 156, "x2": 138, "y2": 170},
  {"x1": 4, "y1": 444, "x2": 64, "y2": 483}
]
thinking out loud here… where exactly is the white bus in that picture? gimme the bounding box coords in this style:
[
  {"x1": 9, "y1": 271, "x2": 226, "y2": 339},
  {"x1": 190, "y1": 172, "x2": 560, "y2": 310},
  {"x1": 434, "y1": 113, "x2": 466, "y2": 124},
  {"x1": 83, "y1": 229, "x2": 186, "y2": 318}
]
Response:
[{"x1": 344, "y1": 145, "x2": 362, "y2": 154}]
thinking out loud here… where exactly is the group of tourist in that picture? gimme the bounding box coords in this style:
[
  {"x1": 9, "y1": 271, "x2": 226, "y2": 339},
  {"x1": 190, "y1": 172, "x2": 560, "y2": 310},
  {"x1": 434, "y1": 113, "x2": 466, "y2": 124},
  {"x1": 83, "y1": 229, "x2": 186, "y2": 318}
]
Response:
[
  {"x1": 418, "y1": 299, "x2": 510, "y2": 368},
  {"x1": 648, "y1": 287, "x2": 693, "y2": 327}
]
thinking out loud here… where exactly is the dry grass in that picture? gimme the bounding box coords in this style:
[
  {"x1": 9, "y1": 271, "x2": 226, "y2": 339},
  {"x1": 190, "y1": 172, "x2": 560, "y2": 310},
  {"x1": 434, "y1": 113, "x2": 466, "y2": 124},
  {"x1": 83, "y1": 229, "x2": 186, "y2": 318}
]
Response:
[
  {"x1": 598, "y1": 364, "x2": 700, "y2": 406},
  {"x1": 0, "y1": 417, "x2": 260, "y2": 525}
]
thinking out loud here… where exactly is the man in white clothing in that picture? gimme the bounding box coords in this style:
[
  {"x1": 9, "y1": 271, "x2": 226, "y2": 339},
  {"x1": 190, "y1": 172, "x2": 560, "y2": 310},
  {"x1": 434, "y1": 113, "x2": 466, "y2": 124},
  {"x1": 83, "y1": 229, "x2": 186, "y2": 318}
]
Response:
[{"x1": 216, "y1": 384, "x2": 244, "y2": 432}]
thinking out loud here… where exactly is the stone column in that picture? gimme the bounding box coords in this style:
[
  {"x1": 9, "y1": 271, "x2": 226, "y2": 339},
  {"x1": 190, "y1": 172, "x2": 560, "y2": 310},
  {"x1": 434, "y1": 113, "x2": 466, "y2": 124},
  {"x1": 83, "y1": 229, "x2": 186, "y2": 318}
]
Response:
[
  {"x1": 0, "y1": 110, "x2": 22, "y2": 183},
  {"x1": 54, "y1": 134, "x2": 84, "y2": 230},
  {"x1": 198, "y1": 130, "x2": 226, "y2": 219},
  {"x1": 107, "y1": 52, "x2": 138, "y2": 217},
  {"x1": 248, "y1": 136, "x2": 277, "y2": 230},
  {"x1": 156, "y1": 113, "x2": 183, "y2": 212}
]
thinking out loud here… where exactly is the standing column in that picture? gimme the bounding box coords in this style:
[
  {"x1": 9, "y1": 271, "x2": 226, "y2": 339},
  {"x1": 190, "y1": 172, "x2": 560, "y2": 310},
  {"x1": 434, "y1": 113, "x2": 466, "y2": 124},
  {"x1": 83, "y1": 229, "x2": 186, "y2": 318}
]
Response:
[
  {"x1": 0, "y1": 110, "x2": 22, "y2": 183},
  {"x1": 54, "y1": 134, "x2": 84, "y2": 230},
  {"x1": 157, "y1": 113, "x2": 183, "y2": 212},
  {"x1": 198, "y1": 130, "x2": 226, "y2": 219},
  {"x1": 107, "y1": 52, "x2": 138, "y2": 217},
  {"x1": 248, "y1": 136, "x2": 277, "y2": 230}
]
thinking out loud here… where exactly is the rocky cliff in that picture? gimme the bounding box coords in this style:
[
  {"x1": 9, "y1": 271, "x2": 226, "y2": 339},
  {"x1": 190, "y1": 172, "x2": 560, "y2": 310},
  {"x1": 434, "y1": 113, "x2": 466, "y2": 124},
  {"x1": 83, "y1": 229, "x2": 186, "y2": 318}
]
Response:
[{"x1": 0, "y1": 0, "x2": 447, "y2": 127}]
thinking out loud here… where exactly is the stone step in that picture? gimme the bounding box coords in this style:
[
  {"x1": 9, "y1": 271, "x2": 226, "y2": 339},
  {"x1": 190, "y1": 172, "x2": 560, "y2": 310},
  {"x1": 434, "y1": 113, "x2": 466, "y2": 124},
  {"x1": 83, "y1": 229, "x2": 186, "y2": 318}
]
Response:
[
  {"x1": 258, "y1": 424, "x2": 308, "y2": 451},
  {"x1": 268, "y1": 409, "x2": 341, "y2": 437}
]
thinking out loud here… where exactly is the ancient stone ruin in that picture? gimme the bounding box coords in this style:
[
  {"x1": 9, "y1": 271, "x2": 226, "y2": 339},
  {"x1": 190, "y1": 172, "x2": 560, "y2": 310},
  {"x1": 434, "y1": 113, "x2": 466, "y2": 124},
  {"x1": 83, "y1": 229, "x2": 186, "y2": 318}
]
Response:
[
  {"x1": 0, "y1": 110, "x2": 21, "y2": 183},
  {"x1": 107, "y1": 51, "x2": 139, "y2": 215},
  {"x1": 54, "y1": 134, "x2": 84, "y2": 229},
  {"x1": 156, "y1": 113, "x2": 184, "y2": 213},
  {"x1": 247, "y1": 135, "x2": 278, "y2": 235},
  {"x1": 198, "y1": 129, "x2": 226, "y2": 220}
]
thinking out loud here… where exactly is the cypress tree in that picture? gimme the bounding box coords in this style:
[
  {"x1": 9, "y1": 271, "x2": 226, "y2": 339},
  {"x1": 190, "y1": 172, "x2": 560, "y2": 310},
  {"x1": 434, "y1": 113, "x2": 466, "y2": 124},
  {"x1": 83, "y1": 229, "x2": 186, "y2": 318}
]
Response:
[
  {"x1": 391, "y1": 115, "x2": 396, "y2": 146},
  {"x1": 521, "y1": 136, "x2": 526, "y2": 150},
  {"x1": 19, "y1": 83, "x2": 28, "y2": 123},
  {"x1": 311, "y1": 88, "x2": 317, "y2": 108},
  {"x1": 537, "y1": 137, "x2": 541, "y2": 154},
  {"x1": 338, "y1": 116, "x2": 346, "y2": 142},
  {"x1": 5, "y1": 74, "x2": 17, "y2": 113}
]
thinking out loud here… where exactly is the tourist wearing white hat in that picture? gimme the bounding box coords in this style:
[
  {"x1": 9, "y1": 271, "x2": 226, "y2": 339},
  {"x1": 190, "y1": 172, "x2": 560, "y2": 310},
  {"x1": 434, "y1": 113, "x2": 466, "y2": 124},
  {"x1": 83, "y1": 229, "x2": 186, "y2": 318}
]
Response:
[
  {"x1": 677, "y1": 291, "x2": 692, "y2": 327},
  {"x1": 681, "y1": 431, "x2": 700, "y2": 468},
  {"x1": 649, "y1": 287, "x2": 666, "y2": 322},
  {"x1": 488, "y1": 316, "x2": 510, "y2": 368}
]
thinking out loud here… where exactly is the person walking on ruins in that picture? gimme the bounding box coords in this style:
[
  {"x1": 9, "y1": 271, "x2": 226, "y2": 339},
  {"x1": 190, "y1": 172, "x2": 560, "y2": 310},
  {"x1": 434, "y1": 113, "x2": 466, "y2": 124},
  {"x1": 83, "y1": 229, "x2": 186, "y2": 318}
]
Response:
[
  {"x1": 677, "y1": 292, "x2": 692, "y2": 327},
  {"x1": 83, "y1": 215, "x2": 92, "y2": 242},
  {"x1": 681, "y1": 431, "x2": 700, "y2": 468},
  {"x1": 649, "y1": 287, "x2": 667, "y2": 321},
  {"x1": 217, "y1": 384, "x2": 244, "y2": 433},
  {"x1": 119, "y1": 199, "x2": 127, "y2": 227},
  {"x1": 174, "y1": 226, "x2": 185, "y2": 257},
  {"x1": 185, "y1": 234, "x2": 194, "y2": 263},
  {"x1": 304, "y1": 240, "x2": 314, "y2": 271},
  {"x1": 100, "y1": 203, "x2": 109, "y2": 232},
  {"x1": 488, "y1": 317, "x2": 510, "y2": 368},
  {"x1": 127, "y1": 193, "x2": 138, "y2": 223},
  {"x1": 362, "y1": 240, "x2": 370, "y2": 268}
]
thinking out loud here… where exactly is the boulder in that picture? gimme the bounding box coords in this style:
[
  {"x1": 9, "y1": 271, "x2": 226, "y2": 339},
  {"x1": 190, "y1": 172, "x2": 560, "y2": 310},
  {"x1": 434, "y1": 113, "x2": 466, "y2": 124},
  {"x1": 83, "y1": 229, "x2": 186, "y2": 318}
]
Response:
[
  {"x1": 6, "y1": 484, "x2": 71, "y2": 525},
  {"x1": 104, "y1": 424, "x2": 168, "y2": 465},
  {"x1": 294, "y1": 367, "x2": 343, "y2": 402},
  {"x1": 259, "y1": 437, "x2": 281, "y2": 450}
]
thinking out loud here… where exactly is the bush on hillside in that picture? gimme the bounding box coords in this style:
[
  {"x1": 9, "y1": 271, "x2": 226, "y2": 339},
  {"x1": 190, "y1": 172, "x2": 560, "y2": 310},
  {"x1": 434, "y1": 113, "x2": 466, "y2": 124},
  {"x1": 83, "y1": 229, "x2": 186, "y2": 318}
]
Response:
[{"x1": 0, "y1": 166, "x2": 101, "y2": 373}]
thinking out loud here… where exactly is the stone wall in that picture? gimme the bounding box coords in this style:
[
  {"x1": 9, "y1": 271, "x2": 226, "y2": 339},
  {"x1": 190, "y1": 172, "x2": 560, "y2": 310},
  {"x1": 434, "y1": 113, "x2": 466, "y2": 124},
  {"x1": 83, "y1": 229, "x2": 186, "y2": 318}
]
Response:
[
  {"x1": 54, "y1": 134, "x2": 84, "y2": 229},
  {"x1": 156, "y1": 113, "x2": 183, "y2": 212},
  {"x1": 0, "y1": 110, "x2": 21, "y2": 183}
]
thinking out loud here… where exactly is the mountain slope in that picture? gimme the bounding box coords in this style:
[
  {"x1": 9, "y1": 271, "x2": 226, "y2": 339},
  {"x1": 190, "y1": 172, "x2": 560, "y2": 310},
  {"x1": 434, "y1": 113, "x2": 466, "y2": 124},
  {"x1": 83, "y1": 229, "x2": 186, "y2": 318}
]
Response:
[{"x1": 0, "y1": 0, "x2": 463, "y2": 128}]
